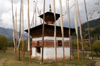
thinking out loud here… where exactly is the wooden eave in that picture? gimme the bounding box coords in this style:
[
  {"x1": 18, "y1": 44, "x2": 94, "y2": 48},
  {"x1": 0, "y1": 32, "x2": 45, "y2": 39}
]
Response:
[{"x1": 25, "y1": 24, "x2": 75, "y2": 38}]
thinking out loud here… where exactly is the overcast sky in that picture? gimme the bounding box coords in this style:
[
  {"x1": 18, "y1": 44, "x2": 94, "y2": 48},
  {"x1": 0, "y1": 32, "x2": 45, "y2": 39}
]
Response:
[{"x1": 0, "y1": 0, "x2": 100, "y2": 31}]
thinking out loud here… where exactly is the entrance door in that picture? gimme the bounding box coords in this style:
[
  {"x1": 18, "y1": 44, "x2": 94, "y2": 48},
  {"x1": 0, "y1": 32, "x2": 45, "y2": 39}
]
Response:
[{"x1": 36, "y1": 47, "x2": 41, "y2": 53}]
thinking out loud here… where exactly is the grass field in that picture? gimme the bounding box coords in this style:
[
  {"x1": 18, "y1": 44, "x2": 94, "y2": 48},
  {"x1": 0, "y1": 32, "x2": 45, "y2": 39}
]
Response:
[
  {"x1": 0, "y1": 48, "x2": 99, "y2": 66},
  {"x1": 0, "y1": 48, "x2": 14, "y2": 59}
]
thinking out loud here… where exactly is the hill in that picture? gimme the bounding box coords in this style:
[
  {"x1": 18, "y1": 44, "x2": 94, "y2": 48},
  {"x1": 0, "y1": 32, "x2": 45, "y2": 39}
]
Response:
[
  {"x1": 0, "y1": 27, "x2": 28, "y2": 41},
  {"x1": 82, "y1": 18, "x2": 100, "y2": 28}
]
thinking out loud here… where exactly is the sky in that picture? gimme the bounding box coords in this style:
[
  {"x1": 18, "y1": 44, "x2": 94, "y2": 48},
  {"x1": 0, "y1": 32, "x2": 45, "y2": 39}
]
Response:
[{"x1": 0, "y1": 0, "x2": 100, "y2": 31}]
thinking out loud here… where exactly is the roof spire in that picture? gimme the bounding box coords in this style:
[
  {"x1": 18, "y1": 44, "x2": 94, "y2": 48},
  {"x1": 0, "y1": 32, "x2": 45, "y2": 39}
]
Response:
[{"x1": 49, "y1": 4, "x2": 52, "y2": 12}]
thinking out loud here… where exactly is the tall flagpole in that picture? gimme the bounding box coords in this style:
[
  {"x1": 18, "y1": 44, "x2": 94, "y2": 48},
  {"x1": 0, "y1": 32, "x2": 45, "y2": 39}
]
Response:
[
  {"x1": 37, "y1": 7, "x2": 42, "y2": 24},
  {"x1": 18, "y1": 0, "x2": 22, "y2": 61},
  {"x1": 84, "y1": 0, "x2": 93, "y2": 60},
  {"x1": 30, "y1": 2, "x2": 34, "y2": 27},
  {"x1": 15, "y1": 7, "x2": 18, "y2": 59},
  {"x1": 22, "y1": 0, "x2": 25, "y2": 62},
  {"x1": 35, "y1": 9, "x2": 37, "y2": 26},
  {"x1": 31, "y1": 14, "x2": 34, "y2": 27},
  {"x1": 31, "y1": 1, "x2": 38, "y2": 27},
  {"x1": 53, "y1": 0, "x2": 57, "y2": 62},
  {"x1": 41, "y1": 0, "x2": 45, "y2": 64},
  {"x1": 58, "y1": 19, "x2": 60, "y2": 26},
  {"x1": 12, "y1": 0, "x2": 16, "y2": 57},
  {"x1": 59, "y1": 0, "x2": 65, "y2": 61},
  {"x1": 77, "y1": 0, "x2": 85, "y2": 60},
  {"x1": 27, "y1": 0, "x2": 31, "y2": 63},
  {"x1": 66, "y1": 0, "x2": 71, "y2": 60},
  {"x1": 74, "y1": 0, "x2": 79, "y2": 61},
  {"x1": 27, "y1": 0, "x2": 30, "y2": 51},
  {"x1": 39, "y1": 10, "x2": 42, "y2": 24}
]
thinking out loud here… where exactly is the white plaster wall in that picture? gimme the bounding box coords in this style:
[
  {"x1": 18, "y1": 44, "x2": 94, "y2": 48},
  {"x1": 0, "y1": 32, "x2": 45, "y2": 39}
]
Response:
[
  {"x1": 43, "y1": 47, "x2": 55, "y2": 59},
  {"x1": 32, "y1": 36, "x2": 69, "y2": 41},
  {"x1": 32, "y1": 47, "x2": 41, "y2": 57},
  {"x1": 43, "y1": 47, "x2": 70, "y2": 59},
  {"x1": 31, "y1": 47, "x2": 36, "y2": 57},
  {"x1": 31, "y1": 47, "x2": 70, "y2": 59}
]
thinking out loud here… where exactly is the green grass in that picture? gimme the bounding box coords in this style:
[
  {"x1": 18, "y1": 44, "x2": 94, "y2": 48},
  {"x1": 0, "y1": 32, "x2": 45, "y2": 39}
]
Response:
[
  {"x1": 0, "y1": 53, "x2": 14, "y2": 58},
  {"x1": 1, "y1": 48, "x2": 99, "y2": 66},
  {"x1": 0, "y1": 51, "x2": 14, "y2": 60},
  {"x1": 4, "y1": 58, "x2": 58, "y2": 66},
  {"x1": 3, "y1": 58, "x2": 92, "y2": 66},
  {"x1": 3, "y1": 53, "x2": 92, "y2": 66}
]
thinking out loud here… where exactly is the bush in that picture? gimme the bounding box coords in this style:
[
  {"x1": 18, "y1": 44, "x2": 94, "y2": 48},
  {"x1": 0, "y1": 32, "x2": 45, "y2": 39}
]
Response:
[
  {"x1": 72, "y1": 39, "x2": 77, "y2": 49},
  {"x1": 84, "y1": 41, "x2": 90, "y2": 47},
  {"x1": 84, "y1": 41, "x2": 90, "y2": 51},
  {"x1": 0, "y1": 35, "x2": 8, "y2": 53},
  {"x1": 72, "y1": 39, "x2": 82, "y2": 50},
  {"x1": 84, "y1": 45, "x2": 89, "y2": 51},
  {"x1": 92, "y1": 41, "x2": 100, "y2": 55}
]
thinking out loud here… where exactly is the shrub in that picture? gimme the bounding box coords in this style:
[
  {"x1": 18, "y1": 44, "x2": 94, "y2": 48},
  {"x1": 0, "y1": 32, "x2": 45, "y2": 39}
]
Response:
[
  {"x1": 0, "y1": 35, "x2": 8, "y2": 53},
  {"x1": 72, "y1": 39, "x2": 77, "y2": 49},
  {"x1": 84, "y1": 45, "x2": 89, "y2": 51},
  {"x1": 92, "y1": 41, "x2": 100, "y2": 55},
  {"x1": 72, "y1": 39, "x2": 82, "y2": 50},
  {"x1": 84, "y1": 41, "x2": 90, "y2": 47}
]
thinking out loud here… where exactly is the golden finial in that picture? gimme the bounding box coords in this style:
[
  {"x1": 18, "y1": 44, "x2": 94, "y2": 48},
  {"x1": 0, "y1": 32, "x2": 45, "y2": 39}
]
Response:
[{"x1": 49, "y1": 4, "x2": 52, "y2": 12}]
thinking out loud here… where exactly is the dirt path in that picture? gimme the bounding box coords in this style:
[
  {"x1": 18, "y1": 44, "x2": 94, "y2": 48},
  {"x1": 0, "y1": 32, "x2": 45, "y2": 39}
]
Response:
[{"x1": 0, "y1": 58, "x2": 7, "y2": 66}]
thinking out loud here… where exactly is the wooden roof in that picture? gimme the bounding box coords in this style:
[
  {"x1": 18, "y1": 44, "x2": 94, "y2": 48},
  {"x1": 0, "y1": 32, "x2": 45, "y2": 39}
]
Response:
[
  {"x1": 25, "y1": 24, "x2": 75, "y2": 38},
  {"x1": 39, "y1": 12, "x2": 60, "y2": 22}
]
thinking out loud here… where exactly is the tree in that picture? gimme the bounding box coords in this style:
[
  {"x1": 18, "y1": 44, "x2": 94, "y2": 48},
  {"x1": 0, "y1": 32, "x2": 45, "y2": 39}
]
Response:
[
  {"x1": 20, "y1": 40, "x2": 28, "y2": 51},
  {"x1": 92, "y1": 41, "x2": 100, "y2": 55},
  {"x1": 89, "y1": 0, "x2": 100, "y2": 19},
  {"x1": 0, "y1": 35, "x2": 8, "y2": 53},
  {"x1": 72, "y1": 39, "x2": 77, "y2": 49},
  {"x1": 8, "y1": 41, "x2": 14, "y2": 47},
  {"x1": 72, "y1": 39, "x2": 82, "y2": 50},
  {"x1": 92, "y1": 26, "x2": 100, "y2": 40}
]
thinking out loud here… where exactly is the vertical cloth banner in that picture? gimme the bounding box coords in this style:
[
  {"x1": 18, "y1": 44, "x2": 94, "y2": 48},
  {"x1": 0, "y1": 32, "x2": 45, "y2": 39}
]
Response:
[{"x1": 74, "y1": 15, "x2": 78, "y2": 35}]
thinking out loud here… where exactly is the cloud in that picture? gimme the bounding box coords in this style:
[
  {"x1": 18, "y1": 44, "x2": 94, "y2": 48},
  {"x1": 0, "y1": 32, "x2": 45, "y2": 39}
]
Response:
[
  {"x1": 0, "y1": 12, "x2": 12, "y2": 28},
  {"x1": 0, "y1": 0, "x2": 11, "y2": 17},
  {"x1": 0, "y1": 0, "x2": 100, "y2": 31},
  {"x1": 8, "y1": 0, "x2": 20, "y2": 4}
]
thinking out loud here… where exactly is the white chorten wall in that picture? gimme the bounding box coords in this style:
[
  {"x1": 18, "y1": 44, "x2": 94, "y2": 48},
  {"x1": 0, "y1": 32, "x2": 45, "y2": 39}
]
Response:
[
  {"x1": 32, "y1": 47, "x2": 70, "y2": 60},
  {"x1": 32, "y1": 36, "x2": 69, "y2": 41},
  {"x1": 31, "y1": 36, "x2": 70, "y2": 60}
]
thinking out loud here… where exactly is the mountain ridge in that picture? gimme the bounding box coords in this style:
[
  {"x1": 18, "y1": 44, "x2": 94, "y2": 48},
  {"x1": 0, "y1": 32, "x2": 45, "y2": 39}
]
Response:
[
  {"x1": 0, "y1": 27, "x2": 28, "y2": 41},
  {"x1": 82, "y1": 18, "x2": 100, "y2": 28}
]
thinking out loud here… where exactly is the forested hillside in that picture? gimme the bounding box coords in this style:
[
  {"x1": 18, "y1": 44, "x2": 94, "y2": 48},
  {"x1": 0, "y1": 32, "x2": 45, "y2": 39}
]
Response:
[{"x1": 82, "y1": 18, "x2": 100, "y2": 28}]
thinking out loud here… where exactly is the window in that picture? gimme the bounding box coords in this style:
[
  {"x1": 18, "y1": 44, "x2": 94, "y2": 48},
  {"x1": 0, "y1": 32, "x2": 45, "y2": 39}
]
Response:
[
  {"x1": 36, "y1": 47, "x2": 41, "y2": 53},
  {"x1": 37, "y1": 41, "x2": 39, "y2": 46},
  {"x1": 58, "y1": 41, "x2": 62, "y2": 46}
]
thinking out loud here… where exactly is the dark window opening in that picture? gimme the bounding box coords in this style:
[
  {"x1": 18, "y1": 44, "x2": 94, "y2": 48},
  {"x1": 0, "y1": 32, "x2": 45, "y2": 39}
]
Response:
[
  {"x1": 37, "y1": 41, "x2": 39, "y2": 46},
  {"x1": 58, "y1": 41, "x2": 62, "y2": 46},
  {"x1": 52, "y1": 22, "x2": 53, "y2": 24},
  {"x1": 36, "y1": 47, "x2": 41, "y2": 53}
]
